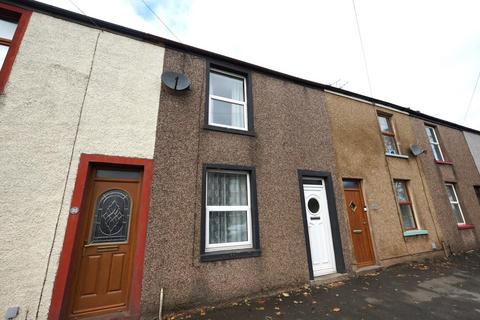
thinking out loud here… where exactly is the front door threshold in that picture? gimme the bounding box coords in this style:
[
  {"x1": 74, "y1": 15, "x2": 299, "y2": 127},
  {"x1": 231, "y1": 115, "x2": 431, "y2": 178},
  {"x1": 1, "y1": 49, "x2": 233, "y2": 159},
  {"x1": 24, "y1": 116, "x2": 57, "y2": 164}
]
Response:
[
  {"x1": 354, "y1": 265, "x2": 383, "y2": 276},
  {"x1": 310, "y1": 272, "x2": 349, "y2": 286}
]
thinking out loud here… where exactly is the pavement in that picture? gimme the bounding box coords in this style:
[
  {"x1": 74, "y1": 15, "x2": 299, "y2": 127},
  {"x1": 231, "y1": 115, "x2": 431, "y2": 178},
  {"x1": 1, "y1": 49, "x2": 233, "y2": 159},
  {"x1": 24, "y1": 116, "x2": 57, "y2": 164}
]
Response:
[{"x1": 166, "y1": 250, "x2": 480, "y2": 320}]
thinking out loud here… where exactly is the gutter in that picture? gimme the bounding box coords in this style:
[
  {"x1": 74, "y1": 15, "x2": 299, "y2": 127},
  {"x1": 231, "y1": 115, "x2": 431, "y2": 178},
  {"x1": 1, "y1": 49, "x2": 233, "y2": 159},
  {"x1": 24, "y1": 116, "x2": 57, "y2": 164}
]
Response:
[{"x1": 4, "y1": 0, "x2": 480, "y2": 135}]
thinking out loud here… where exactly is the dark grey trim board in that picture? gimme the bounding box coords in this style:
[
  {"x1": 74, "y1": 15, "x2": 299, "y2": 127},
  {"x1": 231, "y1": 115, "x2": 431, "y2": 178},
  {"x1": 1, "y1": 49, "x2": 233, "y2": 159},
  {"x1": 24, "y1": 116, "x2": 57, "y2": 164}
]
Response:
[
  {"x1": 6, "y1": 0, "x2": 480, "y2": 135},
  {"x1": 200, "y1": 163, "x2": 261, "y2": 262},
  {"x1": 298, "y1": 170, "x2": 346, "y2": 280},
  {"x1": 203, "y1": 59, "x2": 255, "y2": 136}
]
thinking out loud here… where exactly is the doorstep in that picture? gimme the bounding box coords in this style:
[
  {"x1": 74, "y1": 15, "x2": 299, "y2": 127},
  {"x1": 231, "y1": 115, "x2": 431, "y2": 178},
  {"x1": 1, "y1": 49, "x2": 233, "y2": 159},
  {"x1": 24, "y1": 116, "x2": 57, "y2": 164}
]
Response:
[
  {"x1": 354, "y1": 264, "x2": 383, "y2": 276},
  {"x1": 310, "y1": 272, "x2": 349, "y2": 286}
]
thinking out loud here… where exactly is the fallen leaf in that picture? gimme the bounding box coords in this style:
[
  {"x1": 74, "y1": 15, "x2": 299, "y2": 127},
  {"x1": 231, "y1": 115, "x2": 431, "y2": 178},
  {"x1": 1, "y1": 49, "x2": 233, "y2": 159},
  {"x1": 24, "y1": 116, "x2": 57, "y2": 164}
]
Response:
[
  {"x1": 276, "y1": 312, "x2": 282, "y2": 316},
  {"x1": 200, "y1": 309, "x2": 206, "y2": 316},
  {"x1": 327, "y1": 281, "x2": 345, "y2": 288},
  {"x1": 274, "y1": 307, "x2": 280, "y2": 310},
  {"x1": 312, "y1": 301, "x2": 317, "y2": 304},
  {"x1": 293, "y1": 300, "x2": 299, "y2": 304},
  {"x1": 282, "y1": 292, "x2": 290, "y2": 297},
  {"x1": 332, "y1": 307, "x2": 341, "y2": 312}
]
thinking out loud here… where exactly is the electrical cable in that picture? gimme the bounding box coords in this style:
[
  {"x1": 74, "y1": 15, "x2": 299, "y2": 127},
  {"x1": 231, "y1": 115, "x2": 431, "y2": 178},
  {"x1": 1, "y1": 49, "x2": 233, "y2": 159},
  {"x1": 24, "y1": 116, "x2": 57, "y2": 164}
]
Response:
[
  {"x1": 463, "y1": 69, "x2": 480, "y2": 124},
  {"x1": 351, "y1": 0, "x2": 373, "y2": 97},
  {"x1": 140, "y1": 0, "x2": 182, "y2": 42}
]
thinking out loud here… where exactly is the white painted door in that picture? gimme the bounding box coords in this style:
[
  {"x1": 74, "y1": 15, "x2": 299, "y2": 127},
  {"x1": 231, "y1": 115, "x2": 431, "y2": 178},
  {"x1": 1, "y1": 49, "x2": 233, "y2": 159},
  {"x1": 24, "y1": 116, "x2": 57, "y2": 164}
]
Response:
[{"x1": 303, "y1": 183, "x2": 337, "y2": 277}]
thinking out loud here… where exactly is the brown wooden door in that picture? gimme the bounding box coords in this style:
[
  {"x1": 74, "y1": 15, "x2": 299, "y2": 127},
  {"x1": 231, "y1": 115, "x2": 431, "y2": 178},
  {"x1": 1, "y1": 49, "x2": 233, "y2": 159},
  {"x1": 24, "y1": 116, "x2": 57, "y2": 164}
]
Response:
[
  {"x1": 343, "y1": 180, "x2": 375, "y2": 267},
  {"x1": 66, "y1": 167, "x2": 142, "y2": 319}
]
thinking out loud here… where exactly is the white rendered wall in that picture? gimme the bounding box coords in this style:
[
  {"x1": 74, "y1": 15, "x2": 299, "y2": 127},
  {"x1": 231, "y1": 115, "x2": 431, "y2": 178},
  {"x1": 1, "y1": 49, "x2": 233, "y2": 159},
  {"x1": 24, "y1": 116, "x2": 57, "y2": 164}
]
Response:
[
  {"x1": 465, "y1": 132, "x2": 480, "y2": 174},
  {"x1": 0, "y1": 12, "x2": 164, "y2": 319}
]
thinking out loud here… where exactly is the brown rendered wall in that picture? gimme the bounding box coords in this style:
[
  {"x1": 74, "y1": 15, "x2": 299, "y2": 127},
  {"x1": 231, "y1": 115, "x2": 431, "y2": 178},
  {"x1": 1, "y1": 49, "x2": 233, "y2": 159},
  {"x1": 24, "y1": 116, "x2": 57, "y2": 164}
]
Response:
[
  {"x1": 140, "y1": 48, "x2": 352, "y2": 315},
  {"x1": 325, "y1": 93, "x2": 443, "y2": 268},
  {"x1": 410, "y1": 118, "x2": 480, "y2": 252}
]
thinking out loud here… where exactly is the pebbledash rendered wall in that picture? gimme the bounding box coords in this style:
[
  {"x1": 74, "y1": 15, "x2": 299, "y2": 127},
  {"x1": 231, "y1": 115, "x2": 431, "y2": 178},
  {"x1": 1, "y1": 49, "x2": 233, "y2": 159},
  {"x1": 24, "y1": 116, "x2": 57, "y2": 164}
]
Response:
[
  {"x1": 411, "y1": 120, "x2": 480, "y2": 253},
  {"x1": 140, "y1": 48, "x2": 353, "y2": 316},
  {"x1": 0, "y1": 11, "x2": 164, "y2": 320},
  {"x1": 325, "y1": 93, "x2": 443, "y2": 268}
]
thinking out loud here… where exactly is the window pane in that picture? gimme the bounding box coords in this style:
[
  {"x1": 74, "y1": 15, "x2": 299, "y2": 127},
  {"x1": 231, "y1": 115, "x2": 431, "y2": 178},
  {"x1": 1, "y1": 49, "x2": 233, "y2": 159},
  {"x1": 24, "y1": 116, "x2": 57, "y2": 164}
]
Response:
[
  {"x1": 0, "y1": 19, "x2": 17, "y2": 40},
  {"x1": 96, "y1": 169, "x2": 141, "y2": 180},
  {"x1": 207, "y1": 171, "x2": 248, "y2": 206},
  {"x1": 425, "y1": 127, "x2": 436, "y2": 143},
  {"x1": 450, "y1": 203, "x2": 465, "y2": 224},
  {"x1": 90, "y1": 189, "x2": 131, "y2": 244},
  {"x1": 430, "y1": 144, "x2": 443, "y2": 161},
  {"x1": 210, "y1": 71, "x2": 245, "y2": 101},
  {"x1": 343, "y1": 180, "x2": 360, "y2": 189},
  {"x1": 394, "y1": 181, "x2": 409, "y2": 202},
  {"x1": 209, "y1": 211, "x2": 247, "y2": 244},
  {"x1": 383, "y1": 135, "x2": 398, "y2": 154},
  {"x1": 0, "y1": 44, "x2": 8, "y2": 68},
  {"x1": 210, "y1": 99, "x2": 245, "y2": 128},
  {"x1": 400, "y1": 204, "x2": 416, "y2": 230},
  {"x1": 445, "y1": 185, "x2": 457, "y2": 202},
  {"x1": 377, "y1": 116, "x2": 391, "y2": 132}
]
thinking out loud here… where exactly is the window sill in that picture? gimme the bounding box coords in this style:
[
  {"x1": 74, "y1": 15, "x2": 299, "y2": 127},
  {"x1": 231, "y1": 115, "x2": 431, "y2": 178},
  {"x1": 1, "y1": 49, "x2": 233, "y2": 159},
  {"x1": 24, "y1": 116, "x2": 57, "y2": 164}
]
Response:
[
  {"x1": 457, "y1": 224, "x2": 475, "y2": 230},
  {"x1": 200, "y1": 248, "x2": 261, "y2": 262},
  {"x1": 435, "y1": 160, "x2": 453, "y2": 165},
  {"x1": 403, "y1": 229, "x2": 429, "y2": 237},
  {"x1": 385, "y1": 153, "x2": 409, "y2": 159},
  {"x1": 203, "y1": 124, "x2": 256, "y2": 137}
]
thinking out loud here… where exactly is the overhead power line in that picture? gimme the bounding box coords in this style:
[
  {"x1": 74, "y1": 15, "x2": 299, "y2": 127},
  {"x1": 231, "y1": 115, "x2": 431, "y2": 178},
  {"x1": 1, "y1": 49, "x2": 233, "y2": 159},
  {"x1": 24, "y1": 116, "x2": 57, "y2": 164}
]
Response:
[
  {"x1": 140, "y1": 0, "x2": 182, "y2": 42},
  {"x1": 463, "y1": 69, "x2": 480, "y2": 123},
  {"x1": 351, "y1": 0, "x2": 373, "y2": 97},
  {"x1": 67, "y1": 0, "x2": 101, "y2": 29}
]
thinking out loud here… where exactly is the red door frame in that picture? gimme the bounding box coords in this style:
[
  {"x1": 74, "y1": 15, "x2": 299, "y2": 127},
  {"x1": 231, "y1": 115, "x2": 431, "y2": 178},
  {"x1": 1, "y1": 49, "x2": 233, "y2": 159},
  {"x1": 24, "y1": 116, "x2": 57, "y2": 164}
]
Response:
[{"x1": 48, "y1": 154, "x2": 153, "y2": 319}]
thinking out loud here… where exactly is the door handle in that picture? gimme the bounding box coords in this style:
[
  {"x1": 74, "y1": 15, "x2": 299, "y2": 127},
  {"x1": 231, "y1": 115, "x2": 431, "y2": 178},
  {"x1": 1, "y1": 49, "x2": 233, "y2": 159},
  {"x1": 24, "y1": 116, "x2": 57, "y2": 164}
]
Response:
[{"x1": 353, "y1": 229, "x2": 362, "y2": 234}]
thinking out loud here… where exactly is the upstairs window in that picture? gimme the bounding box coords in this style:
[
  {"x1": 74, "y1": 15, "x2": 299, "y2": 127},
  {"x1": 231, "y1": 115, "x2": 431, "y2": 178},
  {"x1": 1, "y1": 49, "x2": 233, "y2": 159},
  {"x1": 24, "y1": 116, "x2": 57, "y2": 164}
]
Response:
[
  {"x1": 425, "y1": 126, "x2": 444, "y2": 161},
  {"x1": 0, "y1": 13, "x2": 18, "y2": 67},
  {"x1": 393, "y1": 180, "x2": 417, "y2": 231},
  {"x1": 0, "y1": 3, "x2": 30, "y2": 93},
  {"x1": 205, "y1": 62, "x2": 254, "y2": 135},
  {"x1": 209, "y1": 69, "x2": 247, "y2": 130},
  {"x1": 445, "y1": 184, "x2": 466, "y2": 225},
  {"x1": 377, "y1": 114, "x2": 398, "y2": 155}
]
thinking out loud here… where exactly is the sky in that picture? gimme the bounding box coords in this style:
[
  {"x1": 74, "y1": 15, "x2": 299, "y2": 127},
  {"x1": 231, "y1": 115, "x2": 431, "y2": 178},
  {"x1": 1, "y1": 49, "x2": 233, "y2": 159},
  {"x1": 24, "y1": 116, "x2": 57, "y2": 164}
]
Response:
[{"x1": 37, "y1": 0, "x2": 480, "y2": 130}]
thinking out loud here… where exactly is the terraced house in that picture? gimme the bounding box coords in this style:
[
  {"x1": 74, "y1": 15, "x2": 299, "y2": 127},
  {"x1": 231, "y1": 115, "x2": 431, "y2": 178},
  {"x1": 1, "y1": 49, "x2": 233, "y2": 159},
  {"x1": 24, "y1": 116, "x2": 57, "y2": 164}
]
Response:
[{"x1": 0, "y1": 1, "x2": 479, "y2": 319}]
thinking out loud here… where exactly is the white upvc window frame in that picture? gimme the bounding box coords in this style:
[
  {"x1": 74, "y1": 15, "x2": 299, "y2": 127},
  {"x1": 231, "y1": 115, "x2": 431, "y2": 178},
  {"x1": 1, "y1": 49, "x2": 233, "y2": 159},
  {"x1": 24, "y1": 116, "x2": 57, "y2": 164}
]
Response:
[
  {"x1": 208, "y1": 68, "x2": 248, "y2": 131},
  {"x1": 205, "y1": 170, "x2": 252, "y2": 252},
  {"x1": 425, "y1": 126, "x2": 444, "y2": 161},
  {"x1": 445, "y1": 183, "x2": 466, "y2": 225}
]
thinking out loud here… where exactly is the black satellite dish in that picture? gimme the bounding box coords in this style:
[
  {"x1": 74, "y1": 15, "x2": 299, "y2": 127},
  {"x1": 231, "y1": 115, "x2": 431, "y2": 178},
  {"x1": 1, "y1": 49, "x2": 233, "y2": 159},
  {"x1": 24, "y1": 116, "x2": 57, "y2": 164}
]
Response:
[
  {"x1": 161, "y1": 71, "x2": 190, "y2": 91},
  {"x1": 410, "y1": 144, "x2": 425, "y2": 156}
]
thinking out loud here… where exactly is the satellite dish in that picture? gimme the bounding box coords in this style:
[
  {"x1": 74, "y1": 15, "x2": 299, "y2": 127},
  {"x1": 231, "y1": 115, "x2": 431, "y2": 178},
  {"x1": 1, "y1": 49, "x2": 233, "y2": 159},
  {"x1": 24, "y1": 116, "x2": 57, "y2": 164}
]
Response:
[
  {"x1": 410, "y1": 144, "x2": 425, "y2": 156},
  {"x1": 161, "y1": 71, "x2": 190, "y2": 91}
]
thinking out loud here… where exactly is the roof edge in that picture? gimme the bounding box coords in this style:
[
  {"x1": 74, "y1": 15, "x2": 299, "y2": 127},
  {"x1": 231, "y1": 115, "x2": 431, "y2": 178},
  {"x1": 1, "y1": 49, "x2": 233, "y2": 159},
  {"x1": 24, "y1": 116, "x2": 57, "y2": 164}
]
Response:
[{"x1": 4, "y1": 0, "x2": 480, "y2": 135}]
